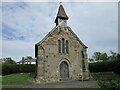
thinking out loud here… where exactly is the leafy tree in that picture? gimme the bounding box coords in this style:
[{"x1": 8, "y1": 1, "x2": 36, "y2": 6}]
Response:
[
  {"x1": 26, "y1": 56, "x2": 32, "y2": 59},
  {"x1": 91, "y1": 51, "x2": 120, "y2": 61},
  {"x1": 24, "y1": 56, "x2": 32, "y2": 60},
  {"x1": 92, "y1": 52, "x2": 102, "y2": 61},
  {"x1": 3, "y1": 57, "x2": 16, "y2": 64},
  {"x1": 89, "y1": 58, "x2": 94, "y2": 62},
  {"x1": 101, "y1": 53, "x2": 108, "y2": 61},
  {"x1": 92, "y1": 52, "x2": 108, "y2": 61},
  {"x1": 0, "y1": 63, "x2": 1, "y2": 75},
  {"x1": 108, "y1": 51, "x2": 119, "y2": 60}
]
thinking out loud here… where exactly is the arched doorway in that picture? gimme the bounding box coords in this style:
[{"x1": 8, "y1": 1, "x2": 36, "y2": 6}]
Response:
[{"x1": 60, "y1": 61, "x2": 69, "y2": 80}]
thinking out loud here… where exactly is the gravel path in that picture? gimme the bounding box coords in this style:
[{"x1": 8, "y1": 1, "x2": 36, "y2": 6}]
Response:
[{"x1": 2, "y1": 80, "x2": 100, "y2": 88}]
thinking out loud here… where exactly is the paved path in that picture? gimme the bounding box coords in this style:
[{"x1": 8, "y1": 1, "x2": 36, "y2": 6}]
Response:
[{"x1": 2, "y1": 80, "x2": 100, "y2": 88}]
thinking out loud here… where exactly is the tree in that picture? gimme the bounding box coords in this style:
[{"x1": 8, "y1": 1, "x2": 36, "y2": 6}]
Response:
[
  {"x1": 24, "y1": 56, "x2": 32, "y2": 60},
  {"x1": 92, "y1": 52, "x2": 102, "y2": 61},
  {"x1": 26, "y1": 56, "x2": 32, "y2": 59},
  {"x1": 3, "y1": 57, "x2": 16, "y2": 64},
  {"x1": 89, "y1": 58, "x2": 94, "y2": 62},
  {"x1": 92, "y1": 52, "x2": 108, "y2": 61},
  {"x1": 100, "y1": 53, "x2": 108, "y2": 61},
  {"x1": 108, "y1": 51, "x2": 119, "y2": 60},
  {"x1": 92, "y1": 51, "x2": 120, "y2": 61}
]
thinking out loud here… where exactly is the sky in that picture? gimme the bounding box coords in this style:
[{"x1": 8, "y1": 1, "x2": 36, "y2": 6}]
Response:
[{"x1": 1, "y1": 2, "x2": 118, "y2": 62}]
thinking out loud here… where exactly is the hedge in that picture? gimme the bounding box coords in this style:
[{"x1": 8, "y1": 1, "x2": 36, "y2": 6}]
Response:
[
  {"x1": 2, "y1": 64, "x2": 36, "y2": 76},
  {"x1": 89, "y1": 59, "x2": 120, "y2": 74}
]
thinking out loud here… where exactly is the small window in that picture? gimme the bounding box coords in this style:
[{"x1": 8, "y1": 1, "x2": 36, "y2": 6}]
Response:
[
  {"x1": 82, "y1": 60, "x2": 85, "y2": 72},
  {"x1": 62, "y1": 38, "x2": 65, "y2": 53},
  {"x1": 82, "y1": 51, "x2": 84, "y2": 59},
  {"x1": 58, "y1": 39, "x2": 69, "y2": 54},
  {"x1": 66, "y1": 40, "x2": 69, "y2": 53},
  {"x1": 58, "y1": 40, "x2": 61, "y2": 53},
  {"x1": 82, "y1": 51, "x2": 85, "y2": 72}
]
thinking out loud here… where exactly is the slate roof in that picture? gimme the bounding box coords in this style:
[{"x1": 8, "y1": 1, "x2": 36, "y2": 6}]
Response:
[
  {"x1": 17, "y1": 58, "x2": 36, "y2": 63},
  {"x1": 55, "y1": 5, "x2": 69, "y2": 23}
]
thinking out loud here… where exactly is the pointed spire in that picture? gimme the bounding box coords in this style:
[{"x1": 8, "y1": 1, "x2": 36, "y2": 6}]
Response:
[{"x1": 55, "y1": 4, "x2": 69, "y2": 24}]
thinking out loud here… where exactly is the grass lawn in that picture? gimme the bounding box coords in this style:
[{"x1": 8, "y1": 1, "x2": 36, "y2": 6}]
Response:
[
  {"x1": 2, "y1": 86, "x2": 30, "y2": 90},
  {"x1": 2, "y1": 73, "x2": 30, "y2": 83}
]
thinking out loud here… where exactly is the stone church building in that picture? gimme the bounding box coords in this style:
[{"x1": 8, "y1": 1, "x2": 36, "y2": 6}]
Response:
[{"x1": 35, "y1": 4, "x2": 90, "y2": 83}]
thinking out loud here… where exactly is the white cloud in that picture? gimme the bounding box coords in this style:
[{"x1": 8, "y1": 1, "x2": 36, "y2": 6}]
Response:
[
  {"x1": 2, "y1": 2, "x2": 57, "y2": 41},
  {"x1": 2, "y1": 39, "x2": 34, "y2": 62},
  {"x1": 64, "y1": 2, "x2": 118, "y2": 57}
]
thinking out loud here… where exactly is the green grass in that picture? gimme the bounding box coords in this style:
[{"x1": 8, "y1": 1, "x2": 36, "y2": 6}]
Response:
[
  {"x1": 2, "y1": 73, "x2": 30, "y2": 83},
  {"x1": 2, "y1": 86, "x2": 30, "y2": 90},
  {"x1": 2, "y1": 86, "x2": 20, "y2": 88}
]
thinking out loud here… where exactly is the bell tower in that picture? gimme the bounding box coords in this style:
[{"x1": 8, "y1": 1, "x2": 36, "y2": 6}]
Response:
[{"x1": 55, "y1": 5, "x2": 69, "y2": 26}]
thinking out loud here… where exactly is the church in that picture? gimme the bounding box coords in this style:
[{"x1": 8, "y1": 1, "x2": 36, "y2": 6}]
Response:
[{"x1": 35, "y1": 4, "x2": 90, "y2": 83}]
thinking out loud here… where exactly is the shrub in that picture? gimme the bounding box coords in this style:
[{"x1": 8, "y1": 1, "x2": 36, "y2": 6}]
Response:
[
  {"x1": 2, "y1": 64, "x2": 36, "y2": 75},
  {"x1": 92, "y1": 72, "x2": 120, "y2": 90},
  {"x1": 98, "y1": 80, "x2": 120, "y2": 90},
  {"x1": 89, "y1": 59, "x2": 120, "y2": 74},
  {"x1": 19, "y1": 64, "x2": 36, "y2": 73},
  {"x1": 98, "y1": 75, "x2": 120, "y2": 90}
]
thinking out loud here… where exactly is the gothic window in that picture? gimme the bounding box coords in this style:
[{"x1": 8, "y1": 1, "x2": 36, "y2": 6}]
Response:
[
  {"x1": 66, "y1": 40, "x2": 69, "y2": 53},
  {"x1": 82, "y1": 51, "x2": 85, "y2": 72},
  {"x1": 58, "y1": 39, "x2": 69, "y2": 54},
  {"x1": 62, "y1": 38, "x2": 65, "y2": 53},
  {"x1": 82, "y1": 51, "x2": 84, "y2": 59},
  {"x1": 82, "y1": 60, "x2": 85, "y2": 72},
  {"x1": 58, "y1": 40, "x2": 61, "y2": 53}
]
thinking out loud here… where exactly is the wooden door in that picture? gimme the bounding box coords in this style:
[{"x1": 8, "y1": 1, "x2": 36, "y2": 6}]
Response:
[{"x1": 60, "y1": 61, "x2": 69, "y2": 80}]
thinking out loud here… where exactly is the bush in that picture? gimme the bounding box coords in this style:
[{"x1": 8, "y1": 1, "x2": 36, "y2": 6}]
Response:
[
  {"x1": 2, "y1": 64, "x2": 36, "y2": 75},
  {"x1": 89, "y1": 59, "x2": 120, "y2": 74},
  {"x1": 19, "y1": 64, "x2": 36, "y2": 73},
  {"x1": 98, "y1": 80, "x2": 120, "y2": 90},
  {"x1": 92, "y1": 72, "x2": 120, "y2": 90}
]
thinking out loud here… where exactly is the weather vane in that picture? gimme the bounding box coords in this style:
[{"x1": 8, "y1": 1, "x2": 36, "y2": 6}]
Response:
[{"x1": 60, "y1": 1, "x2": 62, "y2": 5}]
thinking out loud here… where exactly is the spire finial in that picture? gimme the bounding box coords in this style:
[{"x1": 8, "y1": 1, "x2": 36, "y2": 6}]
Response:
[
  {"x1": 55, "y1": 4, "x2": 69, "y2": 26},
  {"x1": 60, "y1": 1, "x2": 62, "y2": 5}
]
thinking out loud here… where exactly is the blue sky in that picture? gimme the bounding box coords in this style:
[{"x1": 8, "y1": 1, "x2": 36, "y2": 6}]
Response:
[{"x1": 1, "y1": 2, "x2": 118, "y2": 61}]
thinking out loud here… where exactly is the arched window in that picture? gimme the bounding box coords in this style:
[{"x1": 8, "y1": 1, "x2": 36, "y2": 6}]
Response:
[
  {"x1": 81, "y1": 51, "x2": 85, "y2": 72},
  {"x1": 58, "y1": 39, "x2": 69, "y2": 54},
  {"x1": 58, "y1": 40, "x2": 61, "y2": 53},
  {"x1": 66, "y1": 40, "x2": 69, "y2": 53},
  {"x1": 62, "y1": 38, "x2": 65, "y2": 53},
  {"x1": 82, "y1": 60, "x2": 85, "y2": 72},
  {"x1": 82, "y1": 51, "x2": 84, "y2": 59}
]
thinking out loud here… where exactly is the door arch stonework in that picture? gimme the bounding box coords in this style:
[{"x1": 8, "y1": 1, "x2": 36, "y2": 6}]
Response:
[{"x1": 58, "y1": 59, "x2": 71, "y2": 80}]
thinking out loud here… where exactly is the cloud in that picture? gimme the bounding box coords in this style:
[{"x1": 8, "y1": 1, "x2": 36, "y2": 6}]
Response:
[
  {"x1": 2, "y1": 2, "x2": 57, "y2": 41},
  {"x1": 2, "y1": 39, "x2": 34, "y2": 62},
  {"x1": 2, "y1": 2, "x2": 118, "y2": 61},
  {"x1": 63, "y1": 2, "x2": 118, "y2": 57}
]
